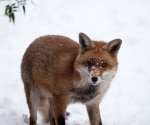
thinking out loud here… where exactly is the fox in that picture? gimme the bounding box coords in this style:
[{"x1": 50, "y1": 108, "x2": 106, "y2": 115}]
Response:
[{"x1": 21, "y1": 32, "x2": 122, "y2": 125}]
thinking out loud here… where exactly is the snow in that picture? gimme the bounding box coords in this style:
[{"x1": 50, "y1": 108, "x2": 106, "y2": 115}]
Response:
[{"x1": 0, "y1": 0, "x2": 150, "y2": 125}]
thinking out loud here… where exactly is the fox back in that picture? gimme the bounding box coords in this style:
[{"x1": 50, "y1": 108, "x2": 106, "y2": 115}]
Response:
[{"x1": 21, "y1": 33, "x2": 122, "y2": 125}]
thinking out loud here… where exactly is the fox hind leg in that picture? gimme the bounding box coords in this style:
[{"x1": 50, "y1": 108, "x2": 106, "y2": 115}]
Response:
[
  {"x1": 49, "y1": 97, "x2": 56, "y2": 125},
  {"x1": 38, "y1": 96, "x2": 50, "y2": 123},
  {"x1": 24, "y1": 83, "x2": 40, "y2": 125},
  {"x1": 38, "y1": 96, "x2": 56, "y2": 125}
]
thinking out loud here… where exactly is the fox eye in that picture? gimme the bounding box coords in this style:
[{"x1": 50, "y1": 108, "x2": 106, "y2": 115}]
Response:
[
  {"x1": 101, "y1": 63, "x2": 107, "y2": 68},
  {"x1": 86, "y1": 61, "x2": 92, "y2": 67}
]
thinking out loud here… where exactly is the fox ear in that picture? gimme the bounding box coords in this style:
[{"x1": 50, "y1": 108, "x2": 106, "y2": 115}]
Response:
[
  {"x1": 103, "y1": 39, "x2": 122, "y2": 53},
  {"x1": 79, "y1": 32, "x2": 95, "y2": 51}
]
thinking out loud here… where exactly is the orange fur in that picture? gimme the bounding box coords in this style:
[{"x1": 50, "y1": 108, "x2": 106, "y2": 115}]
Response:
[{"x1": 21, "y1": 33, "x2": 122, "y2": 125}]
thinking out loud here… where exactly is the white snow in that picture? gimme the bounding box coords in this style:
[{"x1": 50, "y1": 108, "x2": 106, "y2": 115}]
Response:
[{"x1": 0, "y1": 0, "x2": 150, "y2": 125}]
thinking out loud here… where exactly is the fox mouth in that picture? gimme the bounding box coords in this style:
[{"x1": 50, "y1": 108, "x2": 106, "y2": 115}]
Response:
[{"x1": 71, "y1": 84, "x2": 100, "y2": 103}]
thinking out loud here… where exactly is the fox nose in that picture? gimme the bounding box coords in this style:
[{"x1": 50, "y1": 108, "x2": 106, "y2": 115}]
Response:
[{"x1": 91, "y1": 77, "x2": 98, "y2": 82}]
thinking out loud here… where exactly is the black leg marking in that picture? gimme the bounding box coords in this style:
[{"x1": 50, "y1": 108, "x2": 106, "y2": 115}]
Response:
[
  {"x1": 52, "y1": 118, "x2": 56, "y2": 125},
  {"x1": 58, "y1": 116, "x2": 65, "y2": 125},
  {"x1": 99, "y1": 121, "x2": 102, "y2": 125},
  {"x1": 30, "y1": 120, "x2": 35, "y2": 125}
]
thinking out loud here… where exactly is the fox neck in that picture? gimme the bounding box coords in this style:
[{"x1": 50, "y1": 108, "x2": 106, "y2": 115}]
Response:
[
  {"x1": 72, "y1": 67, "x2": 92, "y2": 89},
  {"x1": 72, "y1": 69, "x2": 82, "y2": 85}
]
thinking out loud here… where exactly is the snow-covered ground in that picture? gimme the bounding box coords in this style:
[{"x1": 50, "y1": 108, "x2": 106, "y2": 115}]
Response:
[{"x1": 0, "y1": 0, "x2": 150, "y2": 125}]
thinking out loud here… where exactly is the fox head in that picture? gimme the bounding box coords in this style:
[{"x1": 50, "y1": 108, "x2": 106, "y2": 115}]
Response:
[{"x1": 74, "y1": 33, "x2": 122, "y2": 86}]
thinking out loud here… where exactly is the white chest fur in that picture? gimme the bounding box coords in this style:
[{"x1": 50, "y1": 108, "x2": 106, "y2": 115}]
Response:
[{"x1": 71, "y1": 68, "x2": 117, "y2": 105}]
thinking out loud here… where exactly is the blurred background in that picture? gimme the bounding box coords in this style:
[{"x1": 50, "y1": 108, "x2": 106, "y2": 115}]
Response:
[{"x1": 0, "y1": 0, "x2": 150, "y2": 125}]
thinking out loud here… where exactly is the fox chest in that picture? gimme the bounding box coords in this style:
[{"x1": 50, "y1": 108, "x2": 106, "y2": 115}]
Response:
[{"x1": 70, "y1": 85, "x2": 100, "y2": 103}]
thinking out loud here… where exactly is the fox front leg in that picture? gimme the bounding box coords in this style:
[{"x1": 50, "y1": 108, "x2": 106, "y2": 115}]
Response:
[
  {"x1": 53, "y1": 96, "x2": 67, "y2": 125},
  {"x1": 86, "y1": 104, "x2": 102, "y2": 125}
]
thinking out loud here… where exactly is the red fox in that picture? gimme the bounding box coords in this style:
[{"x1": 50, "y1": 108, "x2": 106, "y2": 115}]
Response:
[{"x1": 21, "y1": 32, "x2": 122, "y2": 125}]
